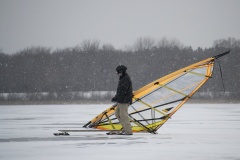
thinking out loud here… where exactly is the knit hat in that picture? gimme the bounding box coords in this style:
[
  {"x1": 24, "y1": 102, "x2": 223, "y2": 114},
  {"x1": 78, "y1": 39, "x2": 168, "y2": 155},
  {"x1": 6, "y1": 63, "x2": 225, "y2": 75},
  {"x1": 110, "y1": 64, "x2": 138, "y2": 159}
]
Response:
[{"x1": 116, "y1": 65, "x2": 127, "y2": 73}]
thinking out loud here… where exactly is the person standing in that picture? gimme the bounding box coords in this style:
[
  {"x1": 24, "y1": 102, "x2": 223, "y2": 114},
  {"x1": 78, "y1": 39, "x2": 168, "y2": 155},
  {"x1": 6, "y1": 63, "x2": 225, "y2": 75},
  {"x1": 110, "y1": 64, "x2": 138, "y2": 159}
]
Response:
[{"x1": 111, "y1": 65, "x2": 133, "y2": 135}]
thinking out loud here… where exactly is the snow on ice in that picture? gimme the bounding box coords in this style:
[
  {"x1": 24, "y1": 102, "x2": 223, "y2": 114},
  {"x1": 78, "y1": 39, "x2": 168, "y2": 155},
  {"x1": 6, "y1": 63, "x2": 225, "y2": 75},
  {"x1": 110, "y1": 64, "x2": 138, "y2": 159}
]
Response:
[{"x1": 0, "y1": 104, "x2": 240, "y2": 160}]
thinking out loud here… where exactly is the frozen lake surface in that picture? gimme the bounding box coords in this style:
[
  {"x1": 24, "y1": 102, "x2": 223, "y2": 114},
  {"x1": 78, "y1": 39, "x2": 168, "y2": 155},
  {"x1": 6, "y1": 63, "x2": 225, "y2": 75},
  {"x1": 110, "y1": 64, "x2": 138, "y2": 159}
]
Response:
[{"x1": 0, "y1": 103, "x2": 240, "y2": 160}]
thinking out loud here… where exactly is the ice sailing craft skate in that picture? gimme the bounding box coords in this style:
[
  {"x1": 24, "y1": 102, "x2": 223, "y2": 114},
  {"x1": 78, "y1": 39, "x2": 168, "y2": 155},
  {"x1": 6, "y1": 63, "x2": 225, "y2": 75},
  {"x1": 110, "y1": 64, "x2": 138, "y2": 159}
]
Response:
[{"x1": 54, "y1": 51, "x2": 230, "y2": 136}]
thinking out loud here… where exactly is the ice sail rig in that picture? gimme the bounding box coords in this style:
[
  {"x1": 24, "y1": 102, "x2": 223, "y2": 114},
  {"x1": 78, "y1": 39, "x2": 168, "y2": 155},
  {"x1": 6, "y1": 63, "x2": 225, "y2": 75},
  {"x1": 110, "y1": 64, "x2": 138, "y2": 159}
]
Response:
[{"x1": 83, "y1": 51, "x2": 230, "y2": 134}]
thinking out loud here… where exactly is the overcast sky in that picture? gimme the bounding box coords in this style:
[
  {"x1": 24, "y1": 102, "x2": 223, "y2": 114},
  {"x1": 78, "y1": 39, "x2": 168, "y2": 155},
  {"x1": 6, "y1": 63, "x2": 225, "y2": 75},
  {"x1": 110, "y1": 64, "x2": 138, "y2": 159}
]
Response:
[{"x1": 0, "y1": 0, "x2": 240, "y2": 54}]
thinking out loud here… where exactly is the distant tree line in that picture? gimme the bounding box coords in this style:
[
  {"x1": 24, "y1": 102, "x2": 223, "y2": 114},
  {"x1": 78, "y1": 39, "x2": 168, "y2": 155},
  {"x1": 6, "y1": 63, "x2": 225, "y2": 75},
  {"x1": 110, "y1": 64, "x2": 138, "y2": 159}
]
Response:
[{"x1": 0, "y1": 37, "x2": 239, "y2": 102}]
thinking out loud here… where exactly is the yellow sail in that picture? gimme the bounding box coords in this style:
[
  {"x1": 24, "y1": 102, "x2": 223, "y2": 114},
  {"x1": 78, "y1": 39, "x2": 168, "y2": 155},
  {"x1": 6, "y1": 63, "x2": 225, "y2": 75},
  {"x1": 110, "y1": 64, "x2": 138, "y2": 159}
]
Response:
[{"x1": 83, "y1": 51, "x2": 230, "y2": 133}]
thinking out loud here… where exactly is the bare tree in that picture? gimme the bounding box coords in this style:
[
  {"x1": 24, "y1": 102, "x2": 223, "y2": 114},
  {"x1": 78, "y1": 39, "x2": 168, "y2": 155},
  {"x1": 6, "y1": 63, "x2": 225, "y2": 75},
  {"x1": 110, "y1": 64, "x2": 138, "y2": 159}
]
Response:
[
  {"x1": 102, "y1": 43, "x2": 115, "y2": 51},
  {"x1": 157, "y1": 37, "x2": 184, "y2": 49},
  {"x1": 133, "y1": 37, "x2": 156, "y2": 51},
  {"x1": 123, "y1": 45, "x2": 134, "y2": 52},
  {"x1": 213, "y1": 37, "x2": 240, "y2": 48},
  {"x1": 81, "y1": 39, "x2": 100, "y2": 51}
]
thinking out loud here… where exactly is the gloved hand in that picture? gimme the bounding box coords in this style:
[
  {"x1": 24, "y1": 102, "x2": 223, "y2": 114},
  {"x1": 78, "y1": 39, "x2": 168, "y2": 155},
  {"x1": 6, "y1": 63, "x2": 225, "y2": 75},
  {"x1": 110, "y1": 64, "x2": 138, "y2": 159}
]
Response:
[{"x1": 111, "y1": 97, "x2": 117, "y2": 102}]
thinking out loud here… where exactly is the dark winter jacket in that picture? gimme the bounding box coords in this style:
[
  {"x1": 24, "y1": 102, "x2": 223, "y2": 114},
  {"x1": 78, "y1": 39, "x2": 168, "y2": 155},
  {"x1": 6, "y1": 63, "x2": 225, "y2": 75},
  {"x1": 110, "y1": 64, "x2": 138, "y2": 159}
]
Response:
[{"x1": 112, "y1": 73, "x2": 133, "y2": 104}]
